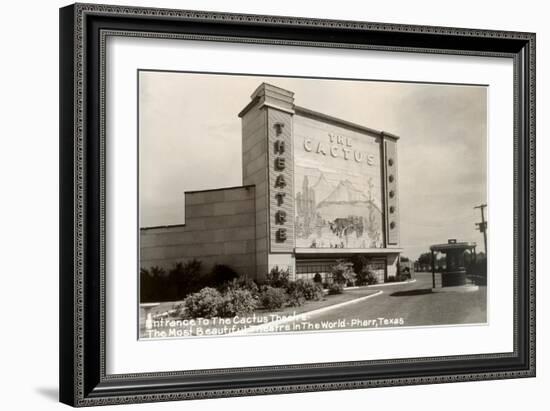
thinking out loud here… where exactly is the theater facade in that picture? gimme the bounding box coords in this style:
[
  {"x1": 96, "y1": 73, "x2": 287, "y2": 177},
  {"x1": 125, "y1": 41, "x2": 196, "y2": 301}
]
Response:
[{"x1": 140, "y1": 83, "x2": 402, "y2": 283}]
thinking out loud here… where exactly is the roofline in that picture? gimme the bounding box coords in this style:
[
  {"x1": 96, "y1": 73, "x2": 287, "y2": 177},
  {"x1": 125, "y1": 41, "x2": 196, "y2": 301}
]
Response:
[
  {"x1": 141, "y1": 185, "x2": 256, "y2": 230},
  {"x1": 141, "y1": 223, "x2": 187, "y2": 231},
  {"x1": 185, "y1": 184, "x2": 255, "y2": 195},
  {"x1": 430, "y1": 242, "x2": 477, "y2": 251},
  {"x1": 294, "y1": 106, "x2": 400, "y2": 141},
  {"x1": 238, "y1": 95, "x2": 296, "y2": 118},
  {"x1": 251, "y1": 82, "x2": 294, "y2": 99},
  {"x1": 238, "y1": 90, "x2": 400, "y2": 141},
  {"x1": 238, "y1": 96, "x2": 261, "y2": 118},
  {"x1": 238, "y1": 82, "x2": 295, "y2": 118}
]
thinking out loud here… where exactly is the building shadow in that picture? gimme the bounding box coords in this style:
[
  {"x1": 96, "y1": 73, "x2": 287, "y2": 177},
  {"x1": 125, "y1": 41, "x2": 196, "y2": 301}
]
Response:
[{"x1": 390, "y1": 289, "x2": 433, "y2": 297}]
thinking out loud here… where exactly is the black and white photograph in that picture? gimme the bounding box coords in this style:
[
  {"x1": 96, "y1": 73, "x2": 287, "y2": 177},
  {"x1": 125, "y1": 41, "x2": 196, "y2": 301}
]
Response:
[
  {"x1": 48, "y1": 0, "x2": 537, "y2": 408},
  {"x1": 138, "y1": 72, "x2": 488, "y2": 339},
  {"x1": 1, "y1": 0, "x2": 543, "y2": 408}
]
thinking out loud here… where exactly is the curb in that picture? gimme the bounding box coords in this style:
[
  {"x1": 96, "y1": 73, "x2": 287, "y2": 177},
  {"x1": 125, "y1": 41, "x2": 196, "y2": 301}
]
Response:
[
  {"x1": 231, "y1": 290, "x2": 384, "y2": 335},
  {"x1": 146, "y1": 280, "x2": 415, "y2": 321},
  {"x1": 365, "y1": 278, "x2": 417, "y2": 288},
  {"x1": 341, "y1": 279, "x2": 416, "y2": 291}
]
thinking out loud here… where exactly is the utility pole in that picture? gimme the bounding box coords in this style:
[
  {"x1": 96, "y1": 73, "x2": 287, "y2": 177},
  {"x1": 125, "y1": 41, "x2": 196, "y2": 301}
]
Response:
[{"x1": 474, "y1": 204, "x2": 488, "y2": 256}]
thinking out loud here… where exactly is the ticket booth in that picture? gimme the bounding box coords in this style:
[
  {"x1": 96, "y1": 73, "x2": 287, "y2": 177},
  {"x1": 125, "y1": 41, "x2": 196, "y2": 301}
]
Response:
[{"x1": 430, "y1": 239, "x2": 477, "y2": 288}]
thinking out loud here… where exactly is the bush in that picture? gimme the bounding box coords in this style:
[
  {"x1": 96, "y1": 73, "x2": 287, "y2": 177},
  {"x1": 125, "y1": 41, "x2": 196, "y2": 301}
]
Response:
[
  {"x1": 140, "y1": 261, "x2": 209, "y2": 303},
  {"x1": 356, "y1": 269, "x2": 378, "y2": 286},
  {"x1": 331, "y1": 260, "x2": 355, "y2": 286},
  {"x1": 181, "y1": 287, "x2": 224, "y2": 318},
  {"x1": 168, "y1": 259, "x2": 205, "y2": 299},
  {"x1": 395, "y1": 273, "x2": 408, "y2": 282},
  {"x1": 178, "y1": 285, "x2": 258, "y2": 319},
  {"x1": 140, "y1": 266, "x2": 167, "y2": 303},
  {"x1": 366, "y1": 271, "x2": 379, "y2": 285},
  {"x1": 387, "y1": 274, "x2": 408, "y2": 283},
  {"x1": 265, "y1": 266, "x2": 290, "y2": 289},
  {"x1": 210, "y1": 264, "x2": 240, "y2": 287},
  {"x1": 313, "y1": 273, "x2": 323, "y2": 284},
  {"x1": 259, "y1": 286, "x2": 287, "y2": 310},
  {"x1": 327, "y1": 282, "x2": 344, "y2": 295},
  {"x1": 218, "y1": 288, "x2": 258, "y2": 317},
  {"x1": 140, "y1": 260, "x2": 249, "y2": 302},
  {"x1": 286, "y1": 288, "x2": 306, "y2": 307},
  {"x1": 220, "y1": 277, "x2": 260, "y2": 297},
  {"x1": 286, "y1": 279, "x2": 324, "y2": 301},
  {"x1": 172, "y1": 301, "x2": 185, "y2": 314},
  {"x1": 350, "y1": 254, "x2": 369, "y2": 275}
]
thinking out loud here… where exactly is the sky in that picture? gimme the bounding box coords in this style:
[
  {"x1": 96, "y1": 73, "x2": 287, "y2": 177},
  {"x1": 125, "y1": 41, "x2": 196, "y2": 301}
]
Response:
[{"x1": 139, "y1": 71, "x2": 487, "y2": 261}]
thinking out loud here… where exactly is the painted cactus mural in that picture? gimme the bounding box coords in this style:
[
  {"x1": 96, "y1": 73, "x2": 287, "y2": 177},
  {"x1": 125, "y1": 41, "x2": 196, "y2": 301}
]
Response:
[{"x1": 295, "y1": 171, "x2": 383, "y2": 249}]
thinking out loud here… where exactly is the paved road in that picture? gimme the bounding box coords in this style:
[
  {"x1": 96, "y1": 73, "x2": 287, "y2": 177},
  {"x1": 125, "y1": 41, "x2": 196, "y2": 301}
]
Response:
[{"x1": 304, "y1": 272, "x2": 487, "y2": 330}]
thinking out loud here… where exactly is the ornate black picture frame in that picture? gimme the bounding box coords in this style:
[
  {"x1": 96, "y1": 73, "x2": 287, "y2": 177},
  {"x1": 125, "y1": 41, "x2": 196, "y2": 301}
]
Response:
[{"x1": 59, "y1": 3, "x2": 535, "y2": 407}]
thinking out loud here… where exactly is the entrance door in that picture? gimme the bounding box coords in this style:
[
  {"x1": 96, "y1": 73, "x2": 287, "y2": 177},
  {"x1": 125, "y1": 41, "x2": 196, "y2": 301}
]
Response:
[{"x1": 295, "y1": 259, "x2": 335, "y2": 282}]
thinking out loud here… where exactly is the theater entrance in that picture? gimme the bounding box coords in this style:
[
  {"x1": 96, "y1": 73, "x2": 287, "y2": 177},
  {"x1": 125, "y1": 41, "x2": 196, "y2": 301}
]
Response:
[{"x1": 295, "y1": 256, "x2": 388, "y2": 284}]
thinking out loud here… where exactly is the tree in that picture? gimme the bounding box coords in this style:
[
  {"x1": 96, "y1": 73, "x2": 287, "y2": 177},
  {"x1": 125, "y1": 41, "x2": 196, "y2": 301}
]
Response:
[
  {"x1": 331, "y1": 260, "x2": 356, "y2": 286},
  {"x1": 417, "y1": 252, "x2": 433, "y2": 267},
  {"x1": 350, "y1": 254, "x2": 369, "y2": 275}
]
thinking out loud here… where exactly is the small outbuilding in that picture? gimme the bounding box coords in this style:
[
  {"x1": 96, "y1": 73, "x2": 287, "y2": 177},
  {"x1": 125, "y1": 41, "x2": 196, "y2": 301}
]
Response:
[{"x1": 430, "y1": 239, "x2": 477, "y2": 289}]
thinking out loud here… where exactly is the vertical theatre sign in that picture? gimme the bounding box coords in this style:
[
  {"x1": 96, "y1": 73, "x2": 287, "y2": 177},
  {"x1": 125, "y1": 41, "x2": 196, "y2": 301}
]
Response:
[
  {"x1": 269, "y1": 112, "x2": 295, "y2": 253},
  {"x1": 274, "y1": 123, "x2": 287, "y2": 242}
]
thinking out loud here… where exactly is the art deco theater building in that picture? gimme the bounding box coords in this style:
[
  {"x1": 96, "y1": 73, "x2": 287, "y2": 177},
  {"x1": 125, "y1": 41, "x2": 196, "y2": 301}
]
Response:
[{"x1": 141, "y1": 83, "x2": 402, "y2": 283}]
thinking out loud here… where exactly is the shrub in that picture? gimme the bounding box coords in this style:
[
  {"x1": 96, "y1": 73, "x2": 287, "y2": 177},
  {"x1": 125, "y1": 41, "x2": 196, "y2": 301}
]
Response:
[
  {"x1": 210, "y1": 264, "x2": 240, "y2": 288},
  {"x1": 172, "y1": 301, "x2": 185, "y2": 314},
  {"x1": 395, "y1": 273, "x2": 408, "y2": 282},
  {"x1": 140, "y1": 261, "x2": 214, "y2": 303},
  {"x1": 366, "y1": 271, "x2": 379, "y2": 285},
  {"x1": 387, "y1": 274, "x2": 408, "y2": 282},
  {"x1": 286, "y1": 288, "x2": 306, "y2": 307},
  {"x1": 313, "y1": 273, "x2": 323, "y2": 284},
  {"x1": 140, "y1": 266, "x2": 167, "y2": 303},
  {"x1": 218, "y1": 288, "x2": 258, "y2": 317},
  {"x1": 168, "y1": 259, "x2": 205, "y2": 299},
  {"x1": 350, "y1": 254, "x2": 369, "y2": 276},
  {"x1": 181, "y1": 287, "x2": 224, "y2": 318},
  {"x1": 155, "y1": 260, "x2": 246, "y2": 301},
  {"x1": 327, "y1": 282, "x2": 344, "y2": 295},
  {"x1": 287, "y1": 279, "x2": 324, "y2": 301},
  {"x1": 220, "y1": 277, "x2": 260, "y2": 297},
  {"x1": 259, "y1": 286, "x2": 287, "y2": 310},
  {"x1": 356, "y1": 269, "x2": 378, "y2": 286},
  {"x1": 182, "y1": 258, "x2": 202, "y2": 277},
  {"x1": 265, "y1": 266, "x2": 290, "y2": 289},
  {"x1": 331, "y1": 260, "x2": 355, "y2": 286}
]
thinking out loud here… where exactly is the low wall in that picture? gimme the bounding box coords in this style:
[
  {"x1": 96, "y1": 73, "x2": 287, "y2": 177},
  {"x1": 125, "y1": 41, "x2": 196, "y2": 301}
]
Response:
[{"x1": 140, "y1": 185, "x2": 257, "y2": 277}]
